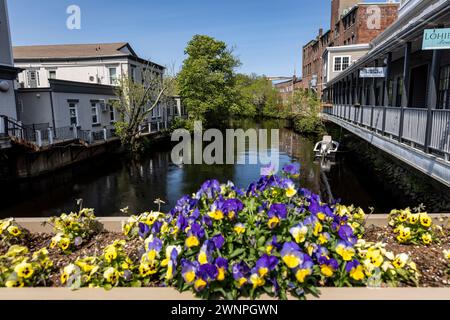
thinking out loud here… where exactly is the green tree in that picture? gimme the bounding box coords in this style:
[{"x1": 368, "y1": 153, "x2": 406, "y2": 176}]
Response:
[
  {"x1": 177, "y1": 35, "x2": 241, "y2": 128},
  {"x1": 290, "y1": 89, "x2": 325, "y2": 135},
  {"x1": 113, "y1": 66, "x2": 175, "y2": 153},
  {"x1": 234, "y1": 74, "x2": 282, "y2": 118}
]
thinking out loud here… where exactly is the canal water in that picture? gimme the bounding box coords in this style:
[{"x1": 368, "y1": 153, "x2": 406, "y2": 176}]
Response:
[{"x1": 0, "y1": 119, "x2": 448, "y2": 217}]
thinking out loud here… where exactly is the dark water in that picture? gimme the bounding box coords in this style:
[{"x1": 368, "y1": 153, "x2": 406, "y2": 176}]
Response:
[{"x1": 0, "y1": 119, "x2": 447, "y2": 217}]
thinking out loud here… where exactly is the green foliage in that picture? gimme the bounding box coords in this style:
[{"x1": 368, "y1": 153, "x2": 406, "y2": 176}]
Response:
[
  {"x1": 48, "y1": 208, "x2": 102, "y2": 254},
  {"x1": 178, "y1": 35, "x2": 241, "y2": 127},
  {"x1": 233, "y1": 74, "x2": 282, "y2": 118},
  {"x1": 0, "y1": 218, "x2": 29, "y2": 245},
  {"x1": 0, "y1": 246, "x2": 53, "y2": 287},
  {"x1": 290, "y1": 89, "x2": 325, "y2": 135}
]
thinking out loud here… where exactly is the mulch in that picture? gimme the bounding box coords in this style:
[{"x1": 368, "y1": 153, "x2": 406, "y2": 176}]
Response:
[{"x1": 364, "y1": 225, "x2": 449, "y2": 287}]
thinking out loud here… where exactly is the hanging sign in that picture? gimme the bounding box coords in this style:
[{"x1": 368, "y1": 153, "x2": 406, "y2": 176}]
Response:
[
  {"x1": 422, "y1": 28, "x2": 450, "y2": 50},
  {"x1": 359, "y1": 67, "x2": 386, "y2": 78}
]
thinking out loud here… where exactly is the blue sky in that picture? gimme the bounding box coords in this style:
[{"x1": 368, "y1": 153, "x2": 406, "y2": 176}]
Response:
[{"x1": 8, "y1": 0, "x2": 386, "y2": 77}]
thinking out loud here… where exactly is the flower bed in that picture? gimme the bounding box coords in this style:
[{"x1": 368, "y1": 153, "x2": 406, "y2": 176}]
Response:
[{"x1": 0, "y1": 164, "x2": 449, "y2": 299}]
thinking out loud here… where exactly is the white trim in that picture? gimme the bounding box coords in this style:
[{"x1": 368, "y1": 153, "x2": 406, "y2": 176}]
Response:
[{"x1": 91, "y1": 101, "x2": 100, "y2": 124}]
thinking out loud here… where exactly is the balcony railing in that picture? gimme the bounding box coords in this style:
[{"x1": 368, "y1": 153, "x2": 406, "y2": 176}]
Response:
[{"x1": 323, "y1": 104, "x2": 450, "y2": 160}]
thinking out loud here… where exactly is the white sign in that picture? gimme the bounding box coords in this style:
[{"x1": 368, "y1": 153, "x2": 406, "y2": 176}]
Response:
[{"x1": 359, "y1": 67, "x2": 386, "y2": 78}]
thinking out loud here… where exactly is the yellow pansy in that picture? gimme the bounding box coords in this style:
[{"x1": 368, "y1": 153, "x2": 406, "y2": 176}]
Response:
[
  {"x1": 198, "y1": 252, "x2": 208, "y2": 265},
  {"x1": 336, "y1": 243, "x2": 355, "y2": 261},
  {"x1": 268, "y1": 216, "x2": 280, "y2": 229},
  {"x1": 295, "y1": 268, "x2": 311, "y2": 283},
  {"x1": 313, "y1": 222, "x2": 323, "y2": 236},
  {"x1": 285, "y1": 186, "x2": 297, "y2": 198},
  {"x1": 104, "y1": 245, "x2": 118, "y2": 263},
  {"x1": 5, "y1": 280, "x2": 24, "y2": 288},
  {"x1": 14, "y1": 262, "x2": 34, "y2": 279},
  {"x1": 184, "y1": 270, "x2": 196, "y2": 284},
  {"x1": 234, "y1": 223, "x2": 246, "y2": 234},
  {"x1": 250, "y1": 274, "x2": 265, "y2": 289},
  {"x1": 408, "y1": 213, "x2": 419, "y2": 225},
  {"x1": 350, "y1": 265, "x2": 365, "y2": 281},
  {"x1": 139, "y1": 262, "x2": 157, "y2": 277},
  {"x1": 208, "y1": 210, "x2": 224, "y2": 220},
  {"x1": 59, "y1": 238, "x2": 70, "y2": 251},
  {"x1": 7, "y1": 225, "x2": 21, "y2": 237},
  {"x1": 320, "y1": 264, "x2": 334, "y2": 277},
  {"x1": 103, "y1": 267, "x2": 120, "y2": 284},
  {"x1": 61, "y1": 264, "x2": 76, "y2": 284},
  {"x1": 185, "y1": 235, "x2": 200, "y2": 248},
  {"x1": 217, "y1": 268, "x2": 226, "y2": 281},
  {"x1": 194, "y1": 278, "x2": 207, "y2": 291},
  {"x1": 421, "y1": 233, "x2": 432, "y2": 245},
  {"x1": 419, "y1": 213, "x2": 432, "y2": 227},
  {"x1": 392, "y1": 253, "x2": 408, "y2": 269},
  {"x1": 317, "y1": 212, "x2": 326, "y2": 221},
  {"x1": 366, "y1": 248, "x2": 383, "y2": 267}
]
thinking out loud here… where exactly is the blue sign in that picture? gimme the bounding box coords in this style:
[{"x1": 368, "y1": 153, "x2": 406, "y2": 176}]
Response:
[{"x1": 423, "y1": 28, "x2": 450, "y2": 50}]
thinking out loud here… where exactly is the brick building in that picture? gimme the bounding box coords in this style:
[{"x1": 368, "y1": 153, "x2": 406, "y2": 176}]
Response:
[
  {"x1": 301, "y1": 0, "x2": 399, "y2": 97},
  {"x1": 274, "y1": 77, "x2": 302, "y2": 106}
]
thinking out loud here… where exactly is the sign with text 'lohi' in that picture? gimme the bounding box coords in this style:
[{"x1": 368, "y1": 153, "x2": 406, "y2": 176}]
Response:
[
  {"x1": 359, "y1": 67, "x2": 386, "y2": 78},
  {"x1": 422, "y1": 28, "x2": 450, "y2": 50}
]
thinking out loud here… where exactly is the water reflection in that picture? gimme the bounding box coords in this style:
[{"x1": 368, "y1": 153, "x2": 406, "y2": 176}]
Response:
[{"x1": 0, "y1": 119, "x2": 447, "y2": 217}]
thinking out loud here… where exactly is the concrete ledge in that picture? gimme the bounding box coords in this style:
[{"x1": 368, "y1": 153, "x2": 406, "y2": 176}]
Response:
[
  {"x1": 13, "y1": 214, "x2": 449, "y2": 233},
  {"x1": 0, "y1": 287, "x2": 448, "y2": 300}
]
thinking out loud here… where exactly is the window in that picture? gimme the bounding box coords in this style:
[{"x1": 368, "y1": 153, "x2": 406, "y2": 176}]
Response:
[
  {"x1": 130, "y1": 65, "x2": 137, "y2": 82},
  {"x1": 69, "y1": 102, "x2": 78, "y2": 126},
  {"x1": 27, "y1": 70, "x2": 40, "y2": 88},
  {"x1": 109, "y1": 67, "x2": 118, "y2": 85},
  {"x1": 438, "y1": 65, "x2": 450, "y2": 109},
  {"x1": 48, "y1": 70, "x2": 56, "y2": 79},
  {"x1": 334, "y1": 56, "x2": 350, "y2": 72},
  {"x1": 91, "y1": 102, "x2": 99, "y2": 124},
  {"x1": 109, "y1": 104, "x2": 116, "y2": 122}
]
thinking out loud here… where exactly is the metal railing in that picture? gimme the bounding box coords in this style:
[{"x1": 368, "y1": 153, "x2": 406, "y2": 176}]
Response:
[
  {"x1": 0, "y1": 114, "x2": 178, "y2": 149},
  {"x1": 323, "y1": 104, "x2": 450, "y2": 160}
]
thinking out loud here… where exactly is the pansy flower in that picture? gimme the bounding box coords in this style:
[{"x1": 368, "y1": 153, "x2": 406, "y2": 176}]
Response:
[
  {"x1": 255, "y1": 254, "x2": 279, "y2": 277},
  {"x1": 198, "y1": 243, "x2": 213, "y2": 265},
  {"x1": 146, "y1": 236, "x2": 163, "y2": 261},
  {"x1": 181, "y1": 259, "x2": 199, "y2": 284},
  {"x1": 232, "y1": 261, "x2": 251, "y2": 288},
  {"x1": 319, "y1": 256, "x2": 338, "y2": 277},
  {"x1": 283, "y1": 180, "x2": 297, "y2": 198},
  {"x1": 265, "y1": 236, "x2": 282, "y2": 254},
  {"x1": 294, "y1": 258, "x2": 314, "y2": 283},
  {"x1": 194, "y1": 264, "x2": 218, "y2": 291},
  {"x1": 290, "y1": 223, "x2": 308, "y2": 243},
  {"x1": 346, "y1": 260, "x2": 365, "y2": 281},
  {"x1": 335, "y1": 241, "x2": 355, "y2": 261},
  {"x1": 267, "y1": 203, "x2": 287, "y2": 229},
  {"x1": 211, "y1": 234, "x2": 225, "y2": 250},
  {"x1": 280, "y1": 242, "x2": 304, "y2": 269},
  {"x1": 282, "y1": 163, "x2": 300, "y2": 178},
  {"x1": 215, "y1": 257, "x2": 228, "y2": 281},
  {"x1": 337, "y1": 224, "x2": 357, "y2": 245},
  {"x1": 234, "y1": 223, "x2": 246, "y2": 235},
  {"x1": 222, "y1": 198, "x2": 244, "y2": 219}
]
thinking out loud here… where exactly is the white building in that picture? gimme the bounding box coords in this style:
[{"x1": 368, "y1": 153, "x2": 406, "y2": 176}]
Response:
[
  {"x1": 322, "y1": 43, "x2": 371, "y2": 85},
  {"x1": 13, "y1": 42, "x2": 164, "y2": 88},
  {"x1": 0, "y1": 0, "x2": 21, "y2": 123}
]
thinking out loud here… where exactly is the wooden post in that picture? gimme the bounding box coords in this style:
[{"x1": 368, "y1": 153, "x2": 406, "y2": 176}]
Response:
[
  {"x1": 399, "y1": 42, "x2": 411, "y2": 141},
  {"x1": 425, "y1": 49, "x2": 441, "y2": 152}
]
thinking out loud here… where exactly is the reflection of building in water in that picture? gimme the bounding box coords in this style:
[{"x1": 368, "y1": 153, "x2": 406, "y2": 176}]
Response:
[{"x1": 278, "y1": 128, "x2": 322, "y2": 195}]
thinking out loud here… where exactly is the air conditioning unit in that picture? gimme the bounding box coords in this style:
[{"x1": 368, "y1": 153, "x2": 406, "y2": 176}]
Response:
[{"x1": 99, "y1": 100, "x2": 108, "y2": 112}]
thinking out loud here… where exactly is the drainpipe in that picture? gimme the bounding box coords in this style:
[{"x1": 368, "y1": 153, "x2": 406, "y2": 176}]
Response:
[{"x1": 49, "y1": 89, "x2": 56, "y2": 135}]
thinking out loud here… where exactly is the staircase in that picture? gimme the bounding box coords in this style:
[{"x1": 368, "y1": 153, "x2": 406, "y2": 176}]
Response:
[{"x1": 0, "y1": 136, "x2": 11, "y2": 149}]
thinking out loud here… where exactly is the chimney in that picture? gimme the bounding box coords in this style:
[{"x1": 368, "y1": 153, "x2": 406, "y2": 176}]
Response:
[{"x1": 319, "y1": 28, "x2": 323, "y2": 37}]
